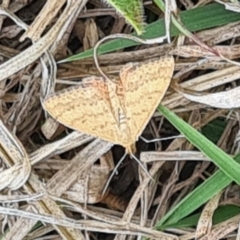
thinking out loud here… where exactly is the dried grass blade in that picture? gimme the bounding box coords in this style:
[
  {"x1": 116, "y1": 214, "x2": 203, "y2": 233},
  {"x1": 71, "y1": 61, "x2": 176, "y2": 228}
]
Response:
[
  {"x1": 0, "y1": 120, "x2": 30, "y2": 190},
  {"x1": 0, "y1": 0, "x2": 84, "y2": 82},
  {"x1": 181, "y1": 85, "x2": 240, "y2": 108}
]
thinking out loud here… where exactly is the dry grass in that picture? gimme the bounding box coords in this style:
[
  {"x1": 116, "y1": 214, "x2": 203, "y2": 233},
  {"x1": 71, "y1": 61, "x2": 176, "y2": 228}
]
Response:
[{"x1": 0, "y1": 0, "x2": 240, "y2": 239}]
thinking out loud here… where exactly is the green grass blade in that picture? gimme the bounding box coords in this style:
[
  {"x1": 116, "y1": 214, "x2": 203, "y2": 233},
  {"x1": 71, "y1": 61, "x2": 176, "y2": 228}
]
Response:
[
  {"x1": 155, "y1": 155, "x2": 240, "y2": 228},
  {"x1": 154, "y1": 105, "x2": 240, "y2": 228},
  {"x1": 165, "y1": 204, "x2": 240, "y2": 229},
  {"x1": 61, "y1": 3, "x2": 240, "y2": 62},
  {"x1": 159, "y1": 105, "x2": 240, "y2": 185}
]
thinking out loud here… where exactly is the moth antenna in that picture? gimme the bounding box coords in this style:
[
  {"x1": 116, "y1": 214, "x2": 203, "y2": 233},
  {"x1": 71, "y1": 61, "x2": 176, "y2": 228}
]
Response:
[{"x1": 140, "y1": 134, "x2": 184, "y2": 143}]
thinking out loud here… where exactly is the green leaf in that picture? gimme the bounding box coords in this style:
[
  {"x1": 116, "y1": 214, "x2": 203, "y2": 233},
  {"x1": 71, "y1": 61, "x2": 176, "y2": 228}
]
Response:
[
  {"x1": 61, "y1": 3, "x2": 240, "y2": 62},
  {"x1": 105, "y1": 0, "x2": 145, "y2": 35},
  {"x1": 201, "y1": 118, "x2": 227, "y2": 144}
]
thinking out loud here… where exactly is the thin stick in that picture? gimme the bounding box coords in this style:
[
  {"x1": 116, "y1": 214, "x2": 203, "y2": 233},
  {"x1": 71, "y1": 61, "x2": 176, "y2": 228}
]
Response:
[{"x1": 93, "y1": 33, "x2": 167, "y2": 81}]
